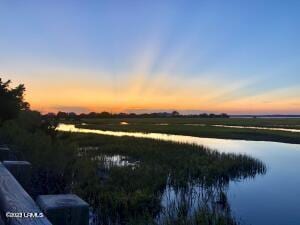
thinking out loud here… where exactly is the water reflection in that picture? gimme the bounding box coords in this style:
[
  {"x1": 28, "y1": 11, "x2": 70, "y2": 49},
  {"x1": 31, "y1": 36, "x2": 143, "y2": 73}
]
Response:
[
  {"x1": 92, "y1": 154, "x2": 139, "y2": 168},
  {"x1": 211, "y1": 124, "x2": 300, "y2": 133},
  {"x1": 57, "y1": 124, "x2": 253, "y2": 149},
  {"x1": 184, "y1": 124, "x2": 206, "y2": 126},
  {"x1": 58, "y1": 124, "x2": 300, "y2": 225}
]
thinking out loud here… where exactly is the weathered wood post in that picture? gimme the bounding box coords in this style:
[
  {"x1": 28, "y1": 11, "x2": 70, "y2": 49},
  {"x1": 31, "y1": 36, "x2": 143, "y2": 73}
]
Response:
[
  {"x1": 0, "y1": 163, "x2": 52, "y2": 225},
  {"x1": 36, "y1": 194, "x2": 89, "y2": 225},
  {"x1": 3, "y1": 161, "x2": 32, "y2": 190}
]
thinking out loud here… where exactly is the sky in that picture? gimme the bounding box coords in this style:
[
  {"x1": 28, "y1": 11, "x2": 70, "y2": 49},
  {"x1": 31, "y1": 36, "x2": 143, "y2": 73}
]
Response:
[{"x1": 0, "y1": 0, "x2": 300, "y2": 114}]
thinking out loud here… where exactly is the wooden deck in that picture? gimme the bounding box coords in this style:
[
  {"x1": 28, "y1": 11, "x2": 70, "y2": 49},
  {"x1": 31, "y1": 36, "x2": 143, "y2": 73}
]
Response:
[
  {"x1": 0, "y1": 163, "x2": 52, "y2": 225},
  {"x1": 0, "y1": 143, "x2": 89, "y2": 225}
]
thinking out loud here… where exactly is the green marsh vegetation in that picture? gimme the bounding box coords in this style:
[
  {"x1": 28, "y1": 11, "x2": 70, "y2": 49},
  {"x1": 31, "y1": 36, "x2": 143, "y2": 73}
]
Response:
[
  {"x1": 80, "y1": 117, "x2": 300, "y2": 129},
  {"x1": 0, "y1": 78, "x2": 266, "y2": 224},
  {"x1": 65, "y1": 132, "x2": 266, "y2": 225},
  {"x1": 73, "y1": 118, "x2": 300, "y2": 144},
  {"x1": 1, "y1": 116, "x2": 266, "y2": 224}
]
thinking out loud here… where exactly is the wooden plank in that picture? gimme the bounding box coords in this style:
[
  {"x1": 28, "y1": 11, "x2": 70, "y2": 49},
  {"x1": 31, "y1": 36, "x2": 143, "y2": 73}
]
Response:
[{"x1": 0, "y1": 163, "x2": 52, "y2": 225}]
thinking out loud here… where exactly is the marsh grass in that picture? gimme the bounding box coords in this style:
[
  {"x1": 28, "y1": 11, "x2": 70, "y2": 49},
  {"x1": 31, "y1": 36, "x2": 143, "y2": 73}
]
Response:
[
  {"x1": 0, "y1": 116, "x2": 266, "y2": 225},
  {"x1": 84, "y1": 117, "x2": 300, "y2": 127},
  {"x1": 64, "y1": 132, "x2": 266, "y2": 225},
  {"x1": 73, "y1": 118, "x2": 300, "y2": 144}
]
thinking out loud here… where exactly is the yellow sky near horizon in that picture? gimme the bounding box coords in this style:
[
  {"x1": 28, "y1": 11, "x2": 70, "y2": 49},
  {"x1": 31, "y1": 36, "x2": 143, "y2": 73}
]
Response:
[{"x1": 18, "y1": 71, "x2": 300, "y2": 115}]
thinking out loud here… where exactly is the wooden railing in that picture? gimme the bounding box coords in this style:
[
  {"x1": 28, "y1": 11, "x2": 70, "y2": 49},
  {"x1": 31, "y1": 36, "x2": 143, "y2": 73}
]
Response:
[
  {"x1": 0, "y1": 163, "x2": 52, "y2": 225},
  {"x1": 0, "y1": 144, "x2": 89, "y2": 225}
]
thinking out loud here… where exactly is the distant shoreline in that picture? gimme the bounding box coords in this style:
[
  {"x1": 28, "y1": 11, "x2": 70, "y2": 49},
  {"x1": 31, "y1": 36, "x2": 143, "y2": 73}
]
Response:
[{"x1": 230, "y1": 115, "x2": 300, "y2": 118}]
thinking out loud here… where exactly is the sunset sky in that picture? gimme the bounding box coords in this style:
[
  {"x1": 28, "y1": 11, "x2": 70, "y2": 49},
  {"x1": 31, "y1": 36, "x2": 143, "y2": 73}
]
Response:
[{"x1": 1, "y1": 0, "x2": 300, "y2": 114}]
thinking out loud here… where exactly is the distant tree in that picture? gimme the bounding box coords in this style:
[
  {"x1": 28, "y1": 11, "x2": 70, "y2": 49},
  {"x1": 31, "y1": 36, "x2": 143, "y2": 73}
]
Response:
[
  {"x1": 209, "y1": 113, "x2": 215, "y2": 118},
  {"x1": 99, "y1": 111, "x2": 111, "y2": 118},
  {"x1": 171, "y1": 111, "x2": 180, "y2": 117},
  {"x1": 57, "y1": 111, "x2": 68, "y2": 119},
  {"x1": 200, "y1": 113, "x2": 209, "y2": 118},
  {"x1": 118, "y1": 112, "x2": 127, "y2": 118},
  {"x1": 68, "y1": 112, "x2": 77, "y2": 120},
  {"x1": 129, "y1": 113, "x2": 136, "y2": 117},
  {"x1": 0, "y1": 78, "x2": 29, "y2": 122},
  {"x1": 87, "y1": 112, "x2": 98, "y2": 118},
  {"x1": 78, "y1": 113, "x2": 86, "y2": 119},
  {"x1": 44, "y1": 112, "x2": 56, "y2": 118},
  {"x1": 220, "y1": 113, "x2": 229, "y2": 118}
]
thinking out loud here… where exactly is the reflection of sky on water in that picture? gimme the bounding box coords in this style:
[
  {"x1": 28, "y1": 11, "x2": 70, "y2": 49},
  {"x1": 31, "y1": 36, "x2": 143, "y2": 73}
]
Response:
[
  {"x1": 92, "y1": 154, "x2": 139, "y2": 168},
  {"x1": 57, "y1": 124, "x2": 300, "y2": 225},
  {"x1": 211, "y1": 124, "x2": 300, "y2": 133}
]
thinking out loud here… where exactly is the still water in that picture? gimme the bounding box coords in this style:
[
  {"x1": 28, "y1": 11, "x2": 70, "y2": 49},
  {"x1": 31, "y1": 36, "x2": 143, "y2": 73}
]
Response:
[
  {"x1": 210, "y1": 124, "x2": 300, "y2": 133},
  {"x1": 57, "y1": 124, "x2": 300, "y2": 225}
]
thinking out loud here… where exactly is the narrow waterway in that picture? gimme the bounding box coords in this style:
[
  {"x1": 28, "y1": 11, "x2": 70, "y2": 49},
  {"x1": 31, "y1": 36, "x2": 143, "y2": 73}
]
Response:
[{"x1": 57, "y1": 124, "x2": 300, "y2": 225}]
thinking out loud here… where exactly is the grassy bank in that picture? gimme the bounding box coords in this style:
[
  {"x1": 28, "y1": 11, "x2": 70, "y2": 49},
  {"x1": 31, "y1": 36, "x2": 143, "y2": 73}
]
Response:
[
  {"x1": 81, "y1": 117, "x2": 300, "y2": 128},
  {"x1": 72, "y1": 118, "x2": 300, "y2": 144}
]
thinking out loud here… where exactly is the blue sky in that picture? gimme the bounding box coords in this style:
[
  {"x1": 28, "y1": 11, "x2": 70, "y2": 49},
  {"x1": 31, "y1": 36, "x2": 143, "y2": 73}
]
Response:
[{"x1": 0, "y1": 0, "x2": 300, "y2": 114}]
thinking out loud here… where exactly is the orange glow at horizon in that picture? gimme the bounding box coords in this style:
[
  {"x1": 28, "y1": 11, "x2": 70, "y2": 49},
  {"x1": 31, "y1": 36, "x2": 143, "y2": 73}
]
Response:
[{"x1": 22, "y1": 72, "x2": 300, "y2": 115}]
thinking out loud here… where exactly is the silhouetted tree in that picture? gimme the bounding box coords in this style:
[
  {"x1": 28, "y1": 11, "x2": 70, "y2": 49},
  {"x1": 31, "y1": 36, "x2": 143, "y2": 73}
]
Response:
[
  {"x1": 68, "y1": 112, "x2": 77, "y2": 120},
  {"x1": 87, "y1": 112, "x2": 98, "y2": 118},
  {"x1": 99, "y1": 111, "x2": 111, "y2": 118},
  {"x1": 57, "y1": 111, "x2": 68, "y2": 119},
  {"x1": 0, "y1": 78, "x2": 29, "y2": 122},
  {"x1": 171, "y1": 111, "x2": 180, "y2": 117},
  {"x1": 220, "y1": 113, "x2": 229, "y2": 118}
]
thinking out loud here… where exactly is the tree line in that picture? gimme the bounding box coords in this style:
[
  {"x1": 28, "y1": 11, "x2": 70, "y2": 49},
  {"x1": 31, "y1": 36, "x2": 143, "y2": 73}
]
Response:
[
  {"x1": 0, "y1": 77, "x2": 229, "y2": 123},
  {"x1": 45, "y1": 111, "x2": 229, "y2": 120}
]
